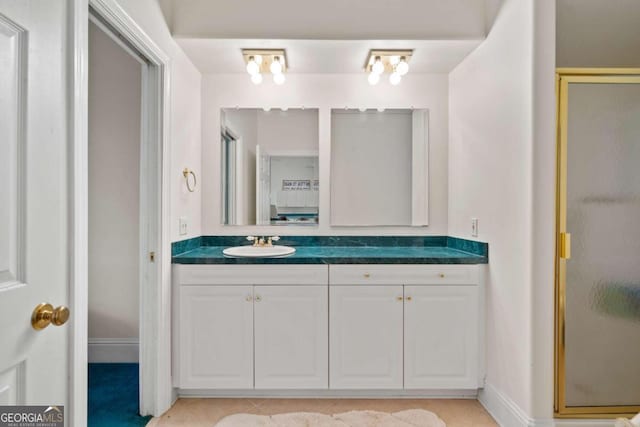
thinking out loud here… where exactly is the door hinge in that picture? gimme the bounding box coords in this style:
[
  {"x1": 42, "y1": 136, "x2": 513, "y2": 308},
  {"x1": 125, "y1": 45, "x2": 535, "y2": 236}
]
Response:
[
  {"x1": 149, "y1": 251, "x2": 155, "y2": 262},
  {"x1": 559, "y1": 233, "x2": 571, "y2": 259}
]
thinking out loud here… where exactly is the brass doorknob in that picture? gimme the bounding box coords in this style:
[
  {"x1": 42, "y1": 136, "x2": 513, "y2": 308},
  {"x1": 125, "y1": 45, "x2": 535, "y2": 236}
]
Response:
[{"x1": 31, "y1": 303, "x2": 70, "y2": 330}]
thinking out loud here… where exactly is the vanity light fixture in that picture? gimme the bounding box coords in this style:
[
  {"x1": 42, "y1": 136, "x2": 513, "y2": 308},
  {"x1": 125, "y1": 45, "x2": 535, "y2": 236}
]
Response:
[
  {"x1": 243, "y1": 49, "x2": 288, "y2": 86},
  {"x1": 364, "y1": 49, "x2": 413, "y2": 86}
]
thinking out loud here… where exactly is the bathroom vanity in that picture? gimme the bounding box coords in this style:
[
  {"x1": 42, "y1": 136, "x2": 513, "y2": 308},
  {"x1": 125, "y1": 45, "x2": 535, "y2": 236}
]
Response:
[{"x1": 171, "y1": 237, "x2": 487, "y2": 396}]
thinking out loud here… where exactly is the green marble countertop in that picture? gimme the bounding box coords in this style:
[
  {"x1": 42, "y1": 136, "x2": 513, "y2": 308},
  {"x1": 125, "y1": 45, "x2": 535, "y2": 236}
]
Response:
[{"x1": 172, "y1": 244, "x2": 487, "y2": 265}]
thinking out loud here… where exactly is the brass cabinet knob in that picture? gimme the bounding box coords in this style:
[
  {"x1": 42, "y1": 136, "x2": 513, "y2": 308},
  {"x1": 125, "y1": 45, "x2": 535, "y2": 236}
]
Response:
[
  {"x1": 31, "y1": 303, "x2": 70, "y2": 330},
  {"x1": 406, "y1": 296, "x2": 413, "y2": 301},
  {"x1": 363, "y1": 273, "x2": 371, "y2": 278},
  {"x1": 439, "y1": 273, "x2": 445, "y2": 278},
  {"x1": 255, "y1": 295, "x2": 262, "y2": 302},
  {"x1": 245, "y1": 295, "x2": 253, "y2": 302},
  {"x1": 396, "y1": 296, "x2": 403, "y2": 301}
]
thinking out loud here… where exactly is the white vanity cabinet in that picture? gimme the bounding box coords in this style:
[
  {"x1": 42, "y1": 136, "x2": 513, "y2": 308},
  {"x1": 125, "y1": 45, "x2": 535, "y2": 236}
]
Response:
[
  {"x1": 173, "y1": 263, "x2": 484, "y2": 394},
  {"x1": 178, "y1": 285, "x2": 254, "y2": 389},
  {"x1": 254, "y1": 285, "x2": 328, "y2": 389},
  {"x1": 403, "y1": 285, "x2": 479, "y2": 389},
  {"x1": 329, "y1": 286, "x2": 404, "y2": 389},
  {"x1": 173, "y1": 265, "x2": 328, "y2": 390},
  {"x1": 329, "y1": 265, "x2": 482, "y2": 390}
]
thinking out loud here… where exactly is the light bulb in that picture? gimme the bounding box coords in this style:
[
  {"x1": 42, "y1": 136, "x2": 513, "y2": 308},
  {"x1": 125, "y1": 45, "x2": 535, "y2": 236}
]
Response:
[
  {"x1": 390, "y1": 55, "x2": 400, "y2": 65},
  {"x1": 367, "y1": 72, "x2": 380, "y2": 86},
  {"x1": 273, "y1": 73, "x2": 286, "y2": 85},
  {"x1": 246, "y1": 58, "x2": 260, "y2": 75},
  {"x1": 254, "y1": 54, "x2": 263, "y2": 65},
  {"x1": 270, "y1": 57, "x2": 283, "y2": 74},
  {"x1": 377, "y1": 108, "x2": 385, "y2": 112},
  {"x1": 281, "y1": 107, "x2": 288, "y2": 111},
  {"x1": 371, "y1": 57, "x2": 384, "y2": 75},
  {"x1": 389, "y1": 72, "x2": 402, "y2": 86},
  {"x1": 359, "y1": 107, "x2": 367, "y2": 112},
  {"x1": 396, "y1": 58, "x2": 409, "y2": 76},
  {"x1": 251, "y1": 73, "x2": 263, "y2": 85},
  {"x1": 263, "y1": 107, "x2": 271, "y2": 112}
]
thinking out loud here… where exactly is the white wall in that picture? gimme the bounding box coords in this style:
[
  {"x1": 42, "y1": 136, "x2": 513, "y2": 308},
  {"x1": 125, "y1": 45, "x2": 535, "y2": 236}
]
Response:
[
  {"x1": 113, "y1": 0, "x2": 202, "y2": 242},
  {"x1": 557, "y1": 0, "x2": 640, "y2": 68},
  {"x1": 202, "y1": 73, "x2": 449, "y2": 235},
  {"x1": 449, "y1": 0, "x2": 535, "y2": 419},
  {"x1": 88, "y1": 22, "x2": 141, "y2": 342}
]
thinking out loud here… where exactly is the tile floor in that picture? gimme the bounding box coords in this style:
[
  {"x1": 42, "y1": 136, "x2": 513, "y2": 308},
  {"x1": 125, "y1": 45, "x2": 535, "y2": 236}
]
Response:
[{"x1": 148, "y1": 398, "x2": 498, "y2": 426}]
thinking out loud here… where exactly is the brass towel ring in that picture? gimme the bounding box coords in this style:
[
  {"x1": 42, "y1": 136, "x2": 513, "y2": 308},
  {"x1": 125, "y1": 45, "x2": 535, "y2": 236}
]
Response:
[{"x1": 183, "y1": 168, "x2": 196, "y2": 192}]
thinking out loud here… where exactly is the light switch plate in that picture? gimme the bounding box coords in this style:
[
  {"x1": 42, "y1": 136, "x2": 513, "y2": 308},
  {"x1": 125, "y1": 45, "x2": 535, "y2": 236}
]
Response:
[
  {"x1": 471, "y1": 218, "x2": 478, "y2": 237},
  {"x1": 179, "y1": 216, "x2": 188, "y2": 236}
]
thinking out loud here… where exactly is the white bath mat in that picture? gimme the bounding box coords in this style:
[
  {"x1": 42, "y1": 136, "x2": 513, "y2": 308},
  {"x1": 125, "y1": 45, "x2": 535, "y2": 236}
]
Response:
[{"x1": 214, "y1": 409, "x2": 446, "y2": 427}]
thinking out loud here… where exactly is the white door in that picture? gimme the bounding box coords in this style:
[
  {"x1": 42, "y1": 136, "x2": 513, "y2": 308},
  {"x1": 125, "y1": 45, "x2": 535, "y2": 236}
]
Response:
[
  {"x1": 255, "y1": 145, "x2": 271, "y2": 224},
  {"x1": 404, "y1": 286, "x2": 479, "y2": 389},
  {"x1": 0, "y1": 0, "x2": 71, "y2": 415},
  {"x1": 330, "y1": 286, "x2": 403, "y2": 389},
  {"x1": 254, "y1": 285, "x2": 328, "y2": 389},
  {"x1": 178, "y1": 286, "x2": 254, "y2": 388}
]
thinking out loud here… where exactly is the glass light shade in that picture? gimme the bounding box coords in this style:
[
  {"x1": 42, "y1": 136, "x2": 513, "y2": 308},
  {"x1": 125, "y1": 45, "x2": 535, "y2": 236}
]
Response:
[
  {"x1": 371, "y1": 58, "x2": 384, "y2": 75},
  {"x1": 251, "y1": 73, "x2": 263, "y2": 85},
  {"x1": 273, "y1": 72, "x2": 286, "y2": 85},
  {"x1": 270, "y1": 57, "x2": 283, "y2": 74},
  {"x1": 246, "y1": 59, "x2": 260, "y2": 75},
  {"x1": 367, "y1": 72, "x2": 380, "y2": 86},
  {"x1": 389, "y1": 72, "x2": 402, "y2": 85},
  {"x1": 254, "y1": 54, "x2": 263, "y2": 65},
  {"x1": 396, "y1": 59, "x2": 409, "y2": 76}
]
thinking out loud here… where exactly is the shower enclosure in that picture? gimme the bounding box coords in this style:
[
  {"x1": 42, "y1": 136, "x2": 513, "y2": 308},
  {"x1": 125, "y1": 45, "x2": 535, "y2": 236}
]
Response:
[{"x1": 556, "y1": 68, "x2": 640, "y2": 418}]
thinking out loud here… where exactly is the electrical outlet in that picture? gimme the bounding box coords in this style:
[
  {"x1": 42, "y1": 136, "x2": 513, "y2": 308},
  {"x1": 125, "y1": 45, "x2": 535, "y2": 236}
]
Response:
[
  {"x1": 471, "y1": 218, "x2": 478, "y2": 237},
  {"x1": 179, "y1": 216, "x2": 188, "y2": 236}
]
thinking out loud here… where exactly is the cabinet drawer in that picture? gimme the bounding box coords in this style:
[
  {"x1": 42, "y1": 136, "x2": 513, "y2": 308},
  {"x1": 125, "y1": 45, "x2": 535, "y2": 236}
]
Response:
[
  {"x1": 329, "y1": 265, "x2": 478, "y2": 285},
  {"x1": 174, "y1": 264, "x2": 328, "y2": 285}
]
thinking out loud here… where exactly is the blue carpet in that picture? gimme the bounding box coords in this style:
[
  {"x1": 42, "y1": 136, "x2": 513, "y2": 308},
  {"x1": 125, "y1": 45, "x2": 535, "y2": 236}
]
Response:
[{"x1": 88, "y1": 363, "x2": 152, "y2": 427}]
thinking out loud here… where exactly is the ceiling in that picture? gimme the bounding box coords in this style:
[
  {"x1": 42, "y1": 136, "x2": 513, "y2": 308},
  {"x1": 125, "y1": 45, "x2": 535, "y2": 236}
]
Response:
[
  {"x1": 176, "y1": 38, "x2": 484, "y2": 74},
  {"x1": 162, "y1": 0, "x2": 492, "y2": 75}
]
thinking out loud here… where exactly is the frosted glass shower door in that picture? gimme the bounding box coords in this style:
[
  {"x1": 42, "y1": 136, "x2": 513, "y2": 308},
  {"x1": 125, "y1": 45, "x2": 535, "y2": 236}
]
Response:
[{"x1": 557, "y1": 72, "x2": 640, "y2": 417}]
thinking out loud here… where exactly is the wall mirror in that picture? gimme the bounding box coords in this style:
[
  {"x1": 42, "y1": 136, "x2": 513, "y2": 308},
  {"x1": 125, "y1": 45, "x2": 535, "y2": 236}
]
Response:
[
  {"x1": 330, "y1": 109, "x2": 429, "y2": 226},
  {"x1": 221, "y1": 108, "x2": 319, "y2": 226}
]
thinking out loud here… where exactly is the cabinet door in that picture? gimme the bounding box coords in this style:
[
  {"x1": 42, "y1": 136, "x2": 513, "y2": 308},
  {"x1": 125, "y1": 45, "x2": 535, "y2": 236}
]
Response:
[
  {"x1": 179, "y1": 286, "x2": 253, "y2": 388},
  {"x1": 254, "y1": 285, "x2": 328, "y2": 389},
  {"x1": 330, "y1": 286, "x2": 404, "y2": 389},
  {"x1": 404, "y1": 285, "x2": 479, "y2": 389}
]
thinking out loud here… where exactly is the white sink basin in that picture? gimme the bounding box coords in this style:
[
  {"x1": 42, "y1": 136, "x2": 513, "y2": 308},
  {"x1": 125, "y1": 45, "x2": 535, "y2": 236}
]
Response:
[{"x1": 223, "y1": 245, "x2": 296, "y2": 258}]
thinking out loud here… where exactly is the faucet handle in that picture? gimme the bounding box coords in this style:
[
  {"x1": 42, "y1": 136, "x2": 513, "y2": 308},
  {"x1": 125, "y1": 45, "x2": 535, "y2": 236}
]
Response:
[
  {"x1": 271, "y1": 236, "x2": 280, "y2": 242},
  {"x1": 246, "y1": 236, "x2": 256, "y2": 242}
]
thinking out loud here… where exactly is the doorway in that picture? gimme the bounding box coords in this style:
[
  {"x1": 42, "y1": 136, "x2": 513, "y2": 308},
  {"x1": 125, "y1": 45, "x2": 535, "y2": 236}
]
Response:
[
  {"x1": 555, "y1": 68, "x2": 640, "y2": 418},
  {"x1": 87, "y1": 16, "x2": 149, "y2": 426},
  {"x1": 80, "y1": 0, "x2": 171, "y2": 420}
]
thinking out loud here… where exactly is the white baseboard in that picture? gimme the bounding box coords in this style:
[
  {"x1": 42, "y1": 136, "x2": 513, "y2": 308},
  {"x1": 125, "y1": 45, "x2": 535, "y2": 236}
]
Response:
[
  {"x1": 178, "y1": 389, "x2": 479, "y2": 399},
  {"x1": 88, "y1": 337, "x2": 139, "y2": 363},
  {"x1": 479, "y1": 382, "x2": 535, "y2": 427},
  {"x1": 478, "y1": 383, "x2": 615, "y2": 427}
]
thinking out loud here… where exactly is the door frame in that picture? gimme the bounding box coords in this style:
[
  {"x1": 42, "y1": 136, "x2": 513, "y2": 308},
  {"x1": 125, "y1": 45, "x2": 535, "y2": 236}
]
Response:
[
  {"x1": 70, "y1": 0, "x2": 173, "y2": 424},
  {"x1": 554, "y1": 67, "x2": 640, "y2": 419}
]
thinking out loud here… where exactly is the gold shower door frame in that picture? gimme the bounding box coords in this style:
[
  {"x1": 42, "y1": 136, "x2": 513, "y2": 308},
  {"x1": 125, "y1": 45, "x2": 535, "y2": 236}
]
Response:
[{"x1": 555, "y1": 68, "x2": 640, "y2": 418}]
